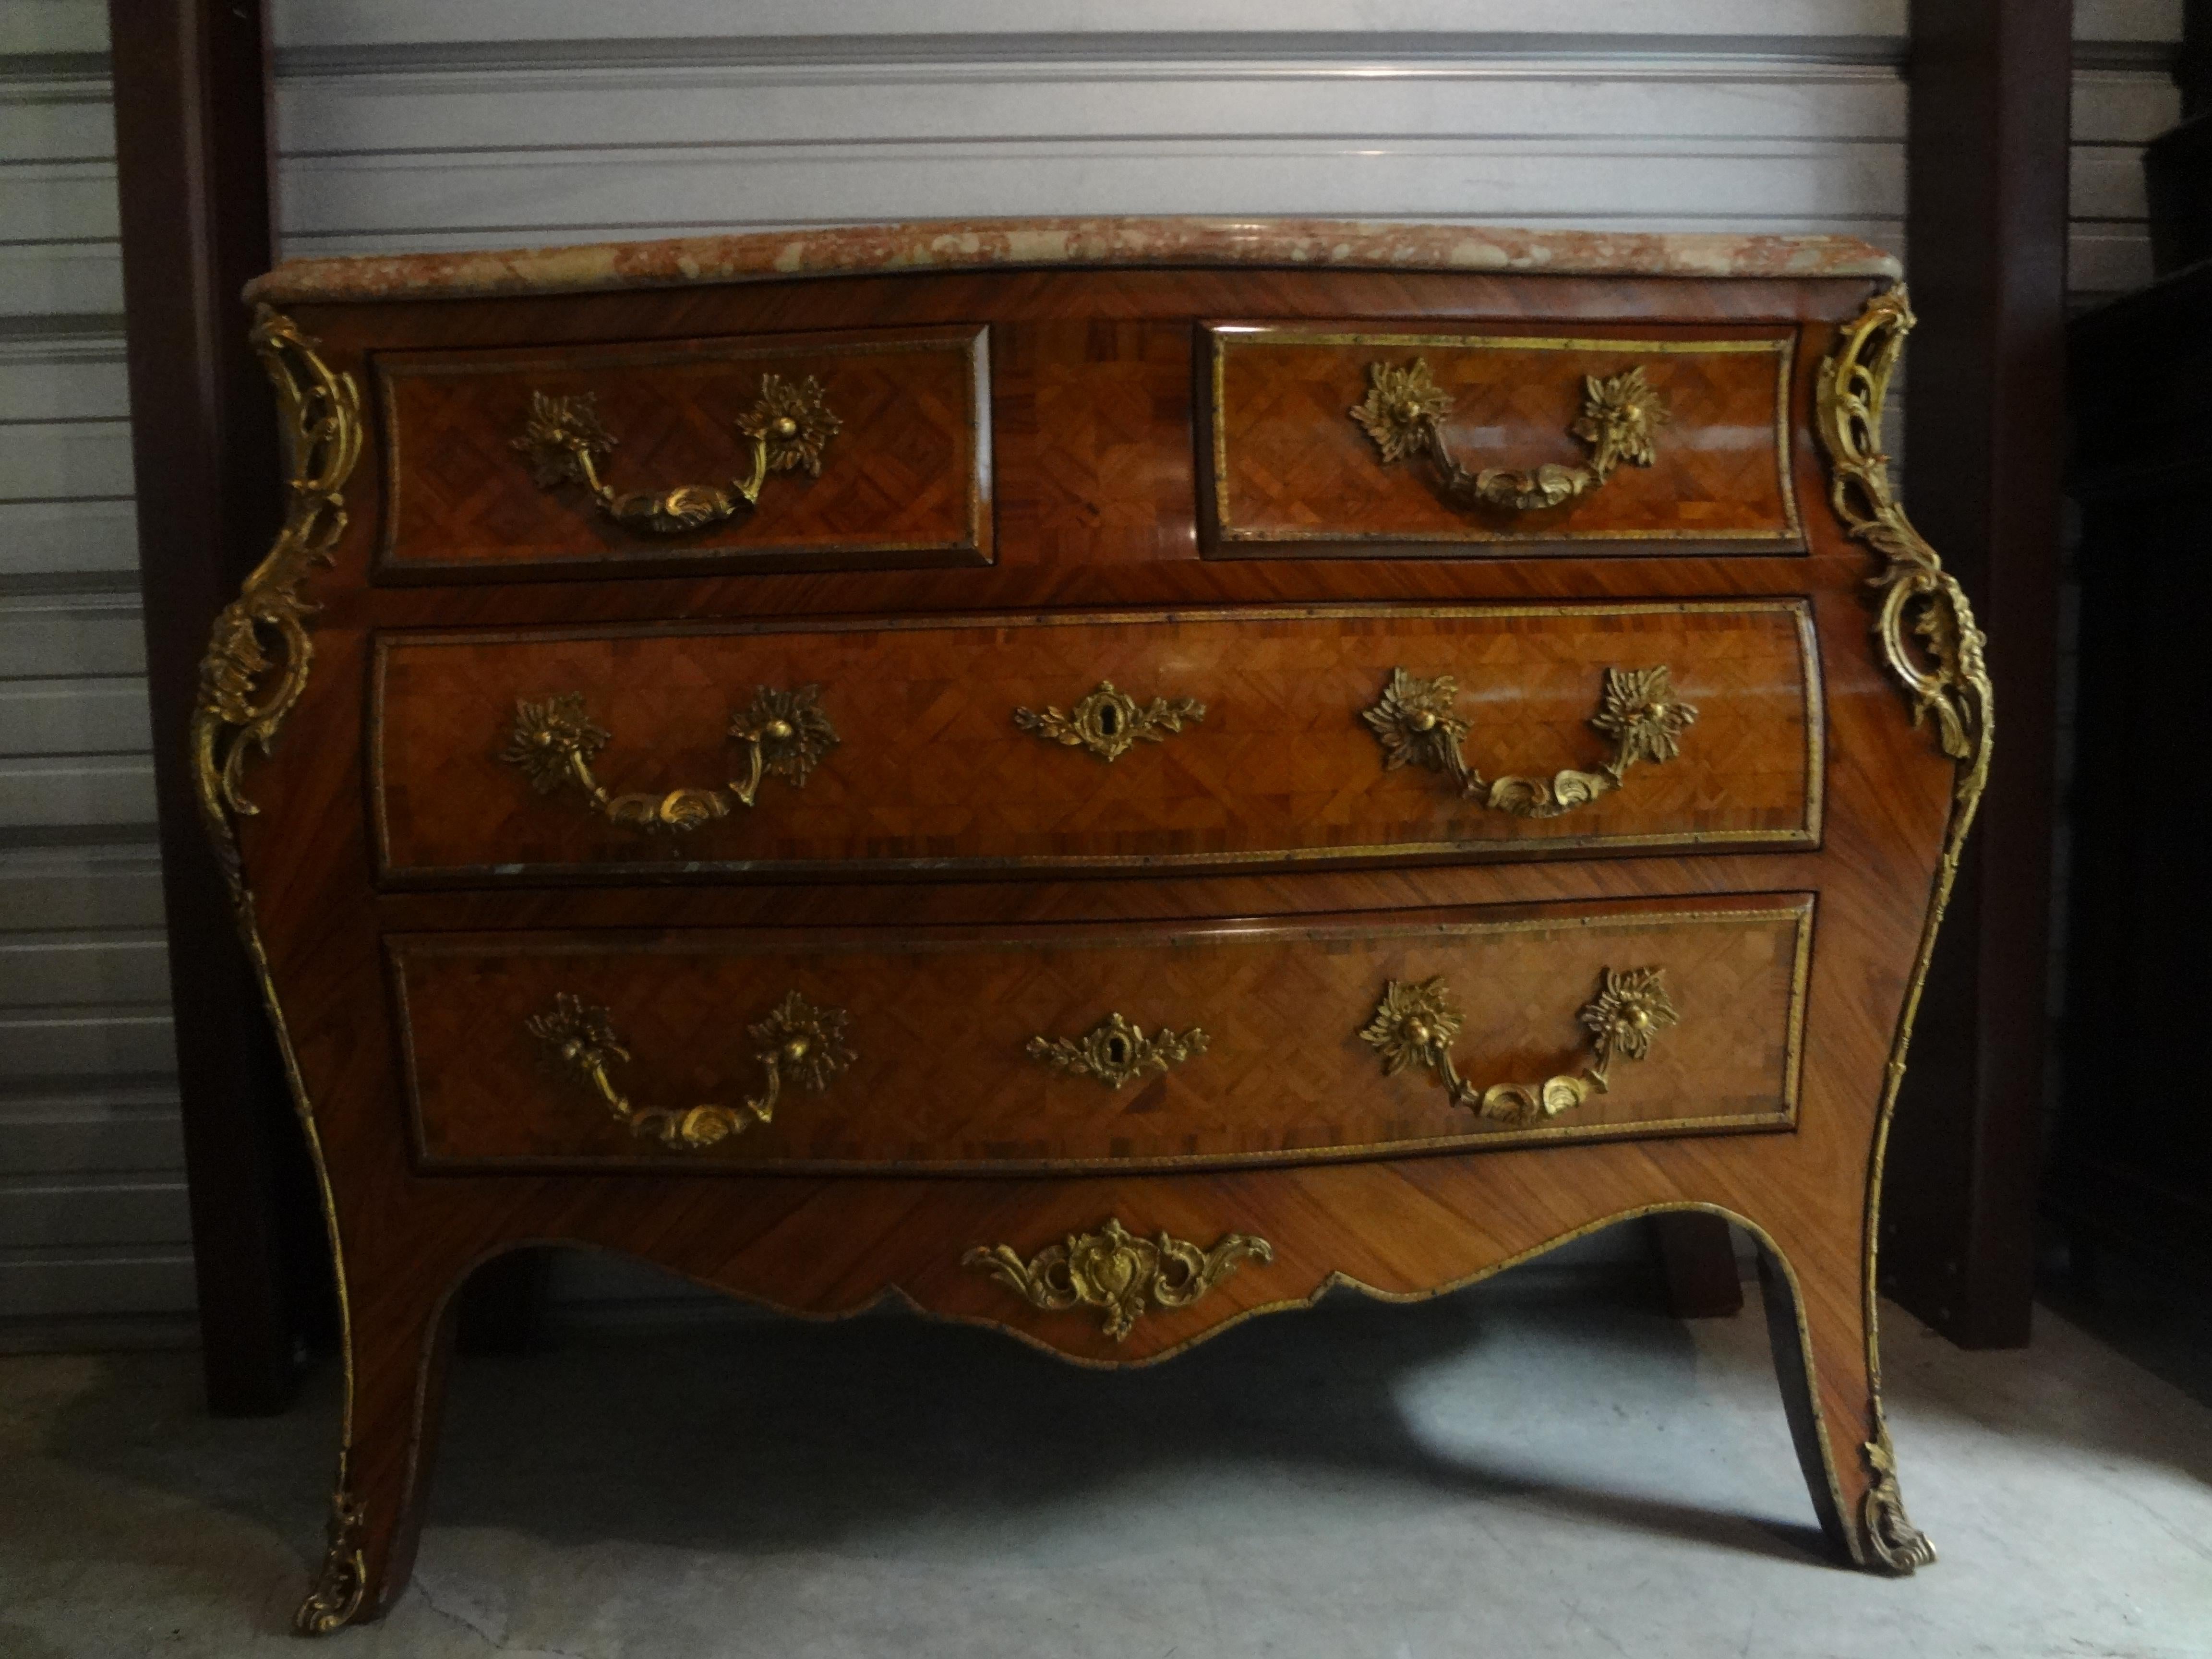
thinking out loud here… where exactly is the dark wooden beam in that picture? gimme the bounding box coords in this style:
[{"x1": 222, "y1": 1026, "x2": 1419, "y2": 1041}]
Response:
[
  {"x1": 108, "y1": 0, "x2": 324, "y2": 1412},
  {"x1": 2181, "y1": 0, "x2": 2212, "y2": 117},
  {"x1": 1886, "y1": 0, "x2": 2072, "y2": 1347}
]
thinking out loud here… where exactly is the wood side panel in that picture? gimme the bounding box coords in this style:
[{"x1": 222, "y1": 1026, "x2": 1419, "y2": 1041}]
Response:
[
  {"x1": 1205, "y1": 324, "x2": 1800, "y2": 551},
  {"x1": 372, "y1": 602, "x2": 1818, "y2": 881},
  {"x1": 393, "y1": 895, "x2": 1810, "y2": 1172},
  {"x1": 374, "y1": 325, "x2": 991, "y2": 579}
]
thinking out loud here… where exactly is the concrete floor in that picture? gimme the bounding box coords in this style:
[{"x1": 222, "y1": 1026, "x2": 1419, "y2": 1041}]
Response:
[{"x1": 1, "y1": 1273, "x2": 2208, "y2": 1659}]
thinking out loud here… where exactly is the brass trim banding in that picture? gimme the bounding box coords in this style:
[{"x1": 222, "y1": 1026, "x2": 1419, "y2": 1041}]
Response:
[
  {"x1": 1815, "y1": 282, "x2": 1995, "y2": 1577},
  {"x1": 188, "y1": 307, "x2": 370, "y2": 1634}
]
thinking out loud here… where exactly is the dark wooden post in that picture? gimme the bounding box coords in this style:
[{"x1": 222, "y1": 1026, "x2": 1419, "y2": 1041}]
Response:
[
  {"x1": 108, "y1": 0, "x2": 322, "y2": 1412},
  {"x1": 1884, "y1": 0, "x2": 2072, "y2": 1347},
  {"x1": 2182, "y1": 0, "x2": 2212, "y2": 114}
]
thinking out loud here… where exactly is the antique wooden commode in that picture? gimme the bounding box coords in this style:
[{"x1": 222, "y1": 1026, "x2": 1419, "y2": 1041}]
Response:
[{"x1": 196, "y1": 218, "x2": 1985, "y2": 1630}]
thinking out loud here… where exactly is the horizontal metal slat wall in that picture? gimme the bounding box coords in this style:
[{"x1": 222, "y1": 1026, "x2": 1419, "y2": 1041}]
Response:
[
  {"x1": 0, "y1": 0, "x2": 189, "y2": 1349},
  {"x1": 272, "y1": 2, "x2": 1911, "y2": 258},
  {"x1": 2071, "y1": 0, "x2": 2185, "y2": 306}
]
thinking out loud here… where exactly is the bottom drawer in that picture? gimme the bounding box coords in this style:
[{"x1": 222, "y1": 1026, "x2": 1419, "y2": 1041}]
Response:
[{"x1": 390, "y1": 892, "x2": 1811, "y2": 1173}]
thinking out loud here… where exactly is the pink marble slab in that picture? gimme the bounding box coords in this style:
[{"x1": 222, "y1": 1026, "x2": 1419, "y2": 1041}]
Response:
[{"x1": 244, "y1": 217, "x2": 1899, "y2": 306}]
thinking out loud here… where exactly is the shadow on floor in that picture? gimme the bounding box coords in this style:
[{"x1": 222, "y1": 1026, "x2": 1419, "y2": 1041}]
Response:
[{"x1": 36, "y1": 1252, "x2": 1838, "y2": 1591}]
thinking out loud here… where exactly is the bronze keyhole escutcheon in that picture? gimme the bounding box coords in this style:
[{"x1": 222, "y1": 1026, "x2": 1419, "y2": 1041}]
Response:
[{"x1": 1026, "y1": 1012, "x2": 1209, "y2": 1090}]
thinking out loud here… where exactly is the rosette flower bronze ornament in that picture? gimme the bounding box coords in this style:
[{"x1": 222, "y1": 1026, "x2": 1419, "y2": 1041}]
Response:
[
  {"x1": 1360, "y1": 966, "x2": 1679, "y2": 1127},
  {"x1": 499, "y1": 683, "x2": 838, "y2": 833},
  {"x1": 725, "y1": 683, "x2": 840, "y2": 805},
  {"x1": 513, "y1": 372, "x2": 840, "y2": 534}
]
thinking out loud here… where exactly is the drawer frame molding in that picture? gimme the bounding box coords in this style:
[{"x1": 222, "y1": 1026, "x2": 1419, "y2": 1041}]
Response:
[
  {"x1": 524, "y1": 988, "x2": 855, "y2": 1151},
  {"x1": 1351, "y1": 356, "x2": 1666, "y2": 513},
  {"x1": 963, "y1": 1217, "x2": 1273, "y2": 1341},
  {"x1": 511, "y1": 373, "x2": 839, "y2": 536},
  {"x1": 500, "y1": 683, "x2": 838, "y2": 833},
  {"x1": 1363, "y1": 662, "x2": 1697, "y2": 821},
  {"x1": 1362, "y1": 964, "x2": 1678, "y2": 1125}
]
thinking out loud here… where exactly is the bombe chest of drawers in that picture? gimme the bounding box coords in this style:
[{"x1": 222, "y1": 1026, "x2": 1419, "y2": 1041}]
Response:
[{"x1": 198, "y1": 218, "x2": 1986, "y2": 1631}]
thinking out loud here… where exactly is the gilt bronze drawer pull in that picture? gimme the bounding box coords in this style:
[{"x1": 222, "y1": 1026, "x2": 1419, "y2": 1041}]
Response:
[
  {"x1": 963, "y1": 1217, "x2": 1272, "y2": 1342},
  {"x1": 1013, "y1": 679, "x2": 1205, "y2": 763},
  {"x1": 512, "y1": 374, "x2": 839, "y2": 534},
  {"x1": 524, "y1": 988, "x2": 854, "y2": 1150},
  {"x1": 1362, "y1": 663, "x2": 1695, "y2": 819},
  {"x1": 1362, "y1": 965, "x2": 1677, "y2": 1126},
  {"x1": 1025, "y1": 1012, "x2": 1209, "y2": 1090},
  {"x1": 500, "y1": 683, "x2": 836, "y2": 833},
  {"x1": 1351, "y1": 357, "x2": 1666, "y2": 512}
]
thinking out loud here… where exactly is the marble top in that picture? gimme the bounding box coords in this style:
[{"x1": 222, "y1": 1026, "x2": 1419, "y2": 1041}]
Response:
[{"x1": 244, "y1": 218, "x2": 1899, "y2": 306}]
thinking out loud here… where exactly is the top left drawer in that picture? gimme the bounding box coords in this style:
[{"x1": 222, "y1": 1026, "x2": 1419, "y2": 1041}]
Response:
[{"x1": 369, "y1": 324, "x2": 992, "y2": 582}]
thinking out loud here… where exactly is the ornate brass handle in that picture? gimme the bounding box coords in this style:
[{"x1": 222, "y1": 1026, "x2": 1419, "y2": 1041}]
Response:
[
  {"x1": 1361, "y1": 965, "x2": 1677, "y2": 1126},
  {"x1": 512, "y1": 374, "x2": 839, "y2": 534},
  {"x1": 1013, "y1": 680, "x2": 1205, "y2": 763},
  {"x1": 524, "y1": 989, "x2": 854, "y2": 1150},
  {"x1": 1026, "y1": 1012, "x2": 1209, "y2": 1090},
  {"x1": 500, "y1": 683, "x2": 836, "y2": 832},
  {"x1": 963, "y1": 1218, "x2": 1272, "y2": 1342},
  {"x1": 1362, "y1": 664, "x2": 1695, "y2": 819},
  {"x1": 1351, "y1": 357, "x2": 1666, "y2": 511}
]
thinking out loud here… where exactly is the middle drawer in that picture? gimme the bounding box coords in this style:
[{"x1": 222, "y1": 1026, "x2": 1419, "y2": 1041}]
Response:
[{"x1": 373, "y1": 601, "x2": 1820, "y2": 883}]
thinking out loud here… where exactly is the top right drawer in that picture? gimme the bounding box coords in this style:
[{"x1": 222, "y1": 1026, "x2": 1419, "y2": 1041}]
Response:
[{"x1": 1200, "y1": 323, "x2": 1802, "y2": 556}]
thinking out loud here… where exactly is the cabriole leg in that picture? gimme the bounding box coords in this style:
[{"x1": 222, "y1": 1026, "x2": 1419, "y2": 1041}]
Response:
[
  {"x1": 1753, "y1": 1236, "x2": 1935, "y2": 1574},
  {"x1": 295, "y1": 1262, "x2": 463, "y2": 1634}
]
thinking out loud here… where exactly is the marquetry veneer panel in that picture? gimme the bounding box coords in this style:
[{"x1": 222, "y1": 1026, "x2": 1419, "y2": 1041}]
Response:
[
  {"x1": 1203, "y1": 323, "x2": 1801, "y2": 552},
  {"x1": 371, "y1": 601, "x2": 1821, "y2": 882},
  {"x1": 373, "y1": 324, "x2": 991, "y2": 578}
]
